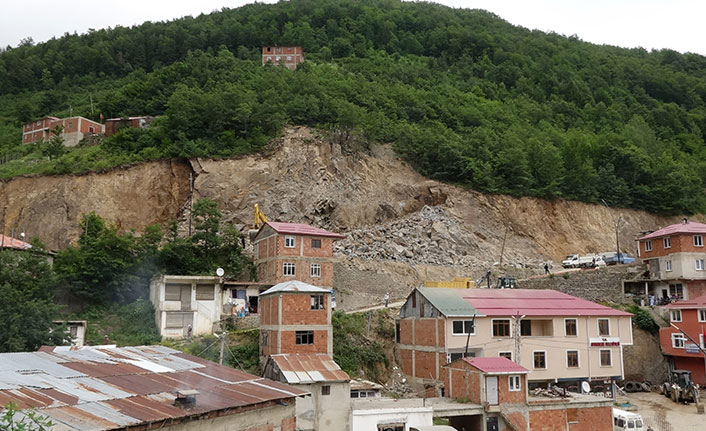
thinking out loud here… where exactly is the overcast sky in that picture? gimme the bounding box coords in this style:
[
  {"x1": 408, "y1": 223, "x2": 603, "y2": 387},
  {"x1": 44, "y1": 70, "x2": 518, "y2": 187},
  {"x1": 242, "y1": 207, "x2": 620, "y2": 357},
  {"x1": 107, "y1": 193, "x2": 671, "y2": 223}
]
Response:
[{"x1": 1, "y1": 0, "x2": 704, "y2": 55}]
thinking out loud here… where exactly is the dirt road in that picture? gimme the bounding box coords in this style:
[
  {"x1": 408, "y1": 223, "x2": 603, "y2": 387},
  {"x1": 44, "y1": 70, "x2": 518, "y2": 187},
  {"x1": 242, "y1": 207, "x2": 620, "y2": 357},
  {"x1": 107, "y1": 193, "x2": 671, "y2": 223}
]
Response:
[{"x1": 619, "y1": 391, "x2": 704, "y2": 430}]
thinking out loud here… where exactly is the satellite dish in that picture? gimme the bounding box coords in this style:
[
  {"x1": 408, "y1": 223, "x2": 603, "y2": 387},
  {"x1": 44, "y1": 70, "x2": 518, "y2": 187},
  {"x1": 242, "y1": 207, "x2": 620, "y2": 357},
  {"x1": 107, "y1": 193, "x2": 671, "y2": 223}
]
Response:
[
  {"x1": 216, "y1": 267, "x2": 225, "y2": 277},
  {"x1": 581, "y1": 381, "x2": 591, "y2": 393}
]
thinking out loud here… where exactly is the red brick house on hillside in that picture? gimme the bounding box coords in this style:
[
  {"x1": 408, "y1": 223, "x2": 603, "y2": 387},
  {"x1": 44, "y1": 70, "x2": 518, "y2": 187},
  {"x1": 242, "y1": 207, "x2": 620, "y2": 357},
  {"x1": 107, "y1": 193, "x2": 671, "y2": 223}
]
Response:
[
  {"x1": 638, "y1": 219, "x2": 706, "y2": 300},
  {"x1": 22, "y1": 116, "x2": 104, "y2": 147},
  {"x1": 442, "y1": 357, "x2": 613, "y2": 431},
  {"x1": 660, "y1": 295, "x2": 706, "y2": 385},
  {"x1": 262, "y1": 46, "x2": 305, "y2": 70},
  {"x1": 252, "y1": 221, "x2": 344, "y2": 289}
]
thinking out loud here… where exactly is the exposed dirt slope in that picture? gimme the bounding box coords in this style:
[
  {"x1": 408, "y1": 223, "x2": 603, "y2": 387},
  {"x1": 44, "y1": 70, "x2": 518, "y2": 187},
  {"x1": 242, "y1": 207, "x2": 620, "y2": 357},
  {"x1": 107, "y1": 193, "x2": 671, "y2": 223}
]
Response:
[{"x1": 1, "y1": 127, "x2": 701, "y2": 307}]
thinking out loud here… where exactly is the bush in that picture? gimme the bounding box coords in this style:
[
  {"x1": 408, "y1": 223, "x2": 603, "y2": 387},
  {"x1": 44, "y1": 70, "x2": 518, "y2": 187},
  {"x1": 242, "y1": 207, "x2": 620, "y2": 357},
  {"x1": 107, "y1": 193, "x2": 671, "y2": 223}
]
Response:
[{"x1": 627, "y1": 305, "x2": 659, "y2": 333}]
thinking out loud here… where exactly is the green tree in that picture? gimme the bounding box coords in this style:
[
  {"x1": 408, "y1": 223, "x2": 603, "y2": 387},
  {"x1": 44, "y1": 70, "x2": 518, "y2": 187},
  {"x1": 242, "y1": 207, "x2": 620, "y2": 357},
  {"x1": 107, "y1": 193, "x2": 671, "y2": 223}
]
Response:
[
  {"x1": 1, "y1": 402, "x2": 54, "y2": 431},
  {"x1": 42, "y1": 125, "x2": 65, "y2": 160}
]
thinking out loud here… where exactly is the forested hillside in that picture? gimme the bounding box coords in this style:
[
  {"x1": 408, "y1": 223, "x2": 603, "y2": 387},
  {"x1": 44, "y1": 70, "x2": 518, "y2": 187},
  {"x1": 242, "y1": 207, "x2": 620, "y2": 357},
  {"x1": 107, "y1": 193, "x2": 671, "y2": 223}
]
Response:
[{"x1": 1, "y1": 0, "x2": 706, "y2": 214}]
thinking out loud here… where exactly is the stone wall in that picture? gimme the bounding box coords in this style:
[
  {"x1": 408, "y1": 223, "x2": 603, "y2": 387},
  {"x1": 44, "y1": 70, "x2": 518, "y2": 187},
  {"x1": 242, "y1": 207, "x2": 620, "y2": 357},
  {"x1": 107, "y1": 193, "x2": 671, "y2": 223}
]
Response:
[{"x1": 517, "y1": 265, "x2": 646, "y2": 304}]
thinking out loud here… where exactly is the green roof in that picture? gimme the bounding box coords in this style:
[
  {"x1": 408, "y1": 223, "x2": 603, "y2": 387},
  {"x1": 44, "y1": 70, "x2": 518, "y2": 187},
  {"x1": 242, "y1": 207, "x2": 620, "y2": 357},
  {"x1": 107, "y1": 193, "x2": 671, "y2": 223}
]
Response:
[{"x1": 417, "y1": 287, "x2": 481, "y2": 317}]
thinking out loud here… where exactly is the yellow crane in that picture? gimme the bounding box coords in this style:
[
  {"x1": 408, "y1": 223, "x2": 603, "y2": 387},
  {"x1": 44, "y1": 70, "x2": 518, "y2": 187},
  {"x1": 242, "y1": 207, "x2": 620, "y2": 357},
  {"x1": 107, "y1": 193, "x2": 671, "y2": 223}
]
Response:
[{"x1": 254, "y1": 203, "x2": 268, "y2": 229}]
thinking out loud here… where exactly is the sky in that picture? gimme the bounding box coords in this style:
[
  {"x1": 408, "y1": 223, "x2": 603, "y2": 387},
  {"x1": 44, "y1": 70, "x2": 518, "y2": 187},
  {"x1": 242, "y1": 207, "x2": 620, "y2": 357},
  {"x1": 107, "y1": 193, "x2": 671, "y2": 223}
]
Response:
[{"x1": 1, "y1": 0, "x2": 705, "y2": 56}]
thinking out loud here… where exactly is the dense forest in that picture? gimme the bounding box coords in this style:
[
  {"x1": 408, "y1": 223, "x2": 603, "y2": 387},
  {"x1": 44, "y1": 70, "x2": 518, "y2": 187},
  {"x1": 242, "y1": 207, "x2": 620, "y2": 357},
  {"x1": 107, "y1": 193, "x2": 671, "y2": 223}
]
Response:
[{"x1": 1, "y1": 0, "x2": 706, "y2": 214}]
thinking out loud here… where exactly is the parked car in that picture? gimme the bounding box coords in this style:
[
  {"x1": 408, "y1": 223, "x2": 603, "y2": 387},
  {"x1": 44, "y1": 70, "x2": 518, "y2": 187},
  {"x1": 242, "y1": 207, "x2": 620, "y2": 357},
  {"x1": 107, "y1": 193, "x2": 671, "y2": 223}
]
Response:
[
  {"x1": 601, "y1": 252, "x2": 636, "y2": 265},
  {"x1": 562, "y1": 254, "x2": 606, "y2": 268},
  {"x1": 612, "y1": 408, "x2": 646, "y2": 431}
]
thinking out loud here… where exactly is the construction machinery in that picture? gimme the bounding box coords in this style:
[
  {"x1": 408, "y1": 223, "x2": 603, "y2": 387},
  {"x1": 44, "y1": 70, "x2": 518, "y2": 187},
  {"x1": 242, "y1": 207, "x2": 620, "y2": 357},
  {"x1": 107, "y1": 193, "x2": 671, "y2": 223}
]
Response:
[
  {"x1": 660, "y1": 369, "x2": 700, "y2": 404},
  {"x1": 254, "y1": 203, "x2": 268, "y2": 229},
  {"x1": 496, "y1": 276, "x2": 517, "y2": 289}
]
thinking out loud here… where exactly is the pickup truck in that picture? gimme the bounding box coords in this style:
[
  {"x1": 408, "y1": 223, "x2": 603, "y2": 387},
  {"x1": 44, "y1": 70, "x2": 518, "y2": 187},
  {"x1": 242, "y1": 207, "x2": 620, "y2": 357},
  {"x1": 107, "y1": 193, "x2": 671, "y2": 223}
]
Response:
[
  {"x1": 601, "y1": 252, "x2": 636, "y2": 265},
  {"x1": 562, "y1": 254, "x2": 606, "y2": 268}
]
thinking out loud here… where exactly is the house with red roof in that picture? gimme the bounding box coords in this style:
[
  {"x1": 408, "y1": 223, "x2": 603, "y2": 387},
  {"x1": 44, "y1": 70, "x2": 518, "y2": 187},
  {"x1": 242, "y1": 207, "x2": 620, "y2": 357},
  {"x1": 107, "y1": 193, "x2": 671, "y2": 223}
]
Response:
[
  {"x1": 397, "y1": 288, "x2": 633, "y2": 391},
  {"x1": 659, "y1": 295, "x2": 706, "y2": 385},
  {"x1": 637, "y1": 219, "x2": 706, "y2": 301},
  {"x1": 252, "y1": 221, "x2": 345, "y2": 289},
  {"x1": 442, "y1": 356, "x2": 613, "y2": 431},
  {"x1": 0, "y1": 233, "x2": 32, "y2": 250}
]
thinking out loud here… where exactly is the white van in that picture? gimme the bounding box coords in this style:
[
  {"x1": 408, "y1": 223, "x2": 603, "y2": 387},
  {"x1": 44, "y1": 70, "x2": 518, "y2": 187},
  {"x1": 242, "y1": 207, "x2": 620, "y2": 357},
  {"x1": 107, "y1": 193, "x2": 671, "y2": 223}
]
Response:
[{"x1": 613, "y1": 408, "x2": 646, "y2": 431}]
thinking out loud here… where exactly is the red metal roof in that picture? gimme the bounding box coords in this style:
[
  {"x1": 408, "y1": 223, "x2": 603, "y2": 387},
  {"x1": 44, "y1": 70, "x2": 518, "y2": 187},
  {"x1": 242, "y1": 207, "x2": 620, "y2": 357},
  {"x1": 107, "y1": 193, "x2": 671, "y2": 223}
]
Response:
[
  {"x1": 664, "y1": 295, "x2": 706, "y2": 309},
  {"x1": 265, "y1": 222, "x2": 345, "y2": 239},
  {"x1": 267, "y1": 353, "x2": 350, "y2": 384},
  {"x1": 465, "y1": 357, "x2": 529, "y2": 374},
  {"x1": 0, "y1": 345, "x2": 306, "y2": 431},
  {"x1": 639, "y1": 221, "x2": 706, "y2": 240},
  {"x1": 0, "y1": 234, "x2": 32, "y2": 250},
  {"x1": 459, "y1": 289, "x2": 632, "y2": 317}
]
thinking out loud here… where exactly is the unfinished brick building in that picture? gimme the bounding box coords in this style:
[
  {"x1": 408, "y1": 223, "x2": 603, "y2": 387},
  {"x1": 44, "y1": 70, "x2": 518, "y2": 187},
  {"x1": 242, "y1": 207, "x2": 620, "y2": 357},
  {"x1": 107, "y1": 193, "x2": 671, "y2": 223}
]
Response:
[
  {"x1": 262, "y1": 46, "x2": 305, "y2": 70},
  {"x1": 252, "y1": 222, "x2": 344, "y2": 289}
]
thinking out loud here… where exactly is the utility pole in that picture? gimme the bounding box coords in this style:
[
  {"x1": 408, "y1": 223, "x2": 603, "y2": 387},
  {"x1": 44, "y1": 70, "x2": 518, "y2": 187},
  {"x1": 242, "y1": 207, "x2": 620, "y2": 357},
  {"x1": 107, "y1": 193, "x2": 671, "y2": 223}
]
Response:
[
  {"x1": 602, "y1": 200, "x2": 624, "y2": 263},
  {"x1": 188, "y1": 173, "x2": 194, "y2": 236},
  {"x1": 219, "y1": 331, "x2": 226, "y2": 365},
  {"x1": 513, "y1": 313, "x2": 523, "y2": 365},
  {"x1": 499, "y1": 224, "x2": 509, "y2": 265}
]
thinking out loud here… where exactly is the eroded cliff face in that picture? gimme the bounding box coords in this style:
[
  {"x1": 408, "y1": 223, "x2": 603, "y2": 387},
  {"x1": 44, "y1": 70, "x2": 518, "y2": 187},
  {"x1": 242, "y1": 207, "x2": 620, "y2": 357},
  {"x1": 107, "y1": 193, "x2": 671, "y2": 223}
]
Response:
[
  {"x1": 0, "y1": 160, "x2": 191, "y2": 249},
  {"x1": 0, "y1": 127, "x2": 698, "y2": 276}
]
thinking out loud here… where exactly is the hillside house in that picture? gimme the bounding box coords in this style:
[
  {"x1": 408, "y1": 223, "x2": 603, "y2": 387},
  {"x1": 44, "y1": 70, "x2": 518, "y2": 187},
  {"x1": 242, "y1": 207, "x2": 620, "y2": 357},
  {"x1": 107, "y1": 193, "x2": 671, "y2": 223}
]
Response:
[
  {"x1": 0, "y1": 345, "x2": 303, "y2": 431},
  {"x1": 397, "y1": 288, "x2": 633, "y2": 391},
  {"x1": 636, "y1": 219, "x2": 706, "y2": 300},
  {"x1": 659, "y1": 295, "x2": 706, "y2": 385},
  {"x1": 149, "y1": 275, "x2": 270, "y2": 338},
  {"x1": 104, "y1": 116, "x2": 152, "y2": 136},
  {"x1": 22, "y1": 116, "x2": 104, "y2": 147},
  {"x1": 252, "y1": 221, "x2": 344, "y2": 289},
  {"x1": 262, "y1": 46, "x2": 305, "y2": 70},
  {"x1": 442, "y1": 356, "x2": 613, "y2": 431},
  {"x1": 0, "y1": 233, "x2": 31, "y2": 250}
]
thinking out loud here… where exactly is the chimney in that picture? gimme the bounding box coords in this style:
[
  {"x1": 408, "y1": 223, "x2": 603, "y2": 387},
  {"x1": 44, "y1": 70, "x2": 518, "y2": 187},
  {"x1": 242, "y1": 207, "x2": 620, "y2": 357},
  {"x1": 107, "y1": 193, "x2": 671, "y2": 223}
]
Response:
[
  {"x1": 683, "y1": 218, "x2": 688, "y2": 224},
  {"x1": 174, "y1": 389, "x2": 199, "y2": 407}
]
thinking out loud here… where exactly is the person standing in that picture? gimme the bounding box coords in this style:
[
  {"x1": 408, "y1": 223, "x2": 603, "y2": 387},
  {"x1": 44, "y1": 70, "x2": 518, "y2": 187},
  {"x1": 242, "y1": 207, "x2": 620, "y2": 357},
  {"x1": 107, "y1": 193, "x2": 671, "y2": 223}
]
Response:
[
  {"x1": 384, "y1": 292, "x2": 390, "y2": 307},
  {"x1": 544, "y1": 263, "x2": 550, "y2": 275}
]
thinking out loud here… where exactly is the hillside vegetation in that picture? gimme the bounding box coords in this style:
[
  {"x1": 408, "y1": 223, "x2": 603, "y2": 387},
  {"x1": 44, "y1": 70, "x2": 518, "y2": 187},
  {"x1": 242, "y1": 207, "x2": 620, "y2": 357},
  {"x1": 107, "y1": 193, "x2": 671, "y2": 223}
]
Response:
[{"x1": 1, "y1": 0, "x2": 706, "y2": 214}]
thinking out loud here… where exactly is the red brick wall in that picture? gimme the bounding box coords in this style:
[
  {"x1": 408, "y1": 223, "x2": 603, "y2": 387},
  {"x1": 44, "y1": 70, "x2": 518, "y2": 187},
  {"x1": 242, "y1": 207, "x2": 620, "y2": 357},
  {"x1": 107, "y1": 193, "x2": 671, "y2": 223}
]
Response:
[
  {"x1": 400, "y1": 349, "x2": 413, "y2": 376},
  {"x1": 529, "y1": 409, "x2": 566, "y2": 431},
  {"x1": 279, "y1": 293, "x2": 328, "y2": 325},
  {"x1": 280, "y1": 415, "x2": 296, "y2": 431},
  {"x1": 301, "y1": 237, "x2": 334, "y2": 258},
  {"x1": 442, "y1": 365, "x2": 481, "y2": 403},
  {"x1": 498, "y1": 374, "x2": 526, "y2": 404},
  {"x1": 414, "y1": 319, "x2": 438, "y2": 346},
  {"x1": 399, "y1": 320, "x2": 413, "y2": 345},
  {"x1": 568, "y1": 406, "x2": 612, "y2": 431},
  {"x1": 659, "y1": 309, "x2": 705, "y2": 358},
  {"x1": 259, "y1": 295, "x2": 280, "y2": 326},
  {"x1": 277, "y1": 235, "x2": 299, "y2": 257},
  {"x1": 506, "y1": 412, "x2": 529, "y2": 431},
  {"x1": 415, "y1": 350, "x2": 437, "y2": 379},
  {"x1": 687, "y1": 280, "x2": 706, "y2": 298},
  {"x1": 280, "y1": 329, "x2": 328, "y2": 354},
  {"x1": 261, "y1": 329, "x2": 278, "y2": 357},
  {"x1": 641, "y1": 232, "x2": 706, "y2": 258}
]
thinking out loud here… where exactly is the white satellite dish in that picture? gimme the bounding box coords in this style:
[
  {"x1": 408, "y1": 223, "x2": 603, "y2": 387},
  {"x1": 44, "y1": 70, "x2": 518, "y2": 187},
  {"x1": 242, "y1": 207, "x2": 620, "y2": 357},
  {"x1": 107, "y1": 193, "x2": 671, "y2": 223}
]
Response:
[
  {"x1": 581, "y1": 381, "x2": 591, "y2": 393},
  {"x1": 216, "y1": 267, "x2": 225, "y2": 277}
]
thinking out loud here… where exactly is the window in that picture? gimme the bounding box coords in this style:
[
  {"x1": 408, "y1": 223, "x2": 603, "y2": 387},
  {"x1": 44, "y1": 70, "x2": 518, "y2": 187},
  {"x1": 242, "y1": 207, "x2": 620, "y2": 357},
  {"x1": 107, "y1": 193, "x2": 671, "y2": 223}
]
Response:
[
  {"x1": 566, "y1": 350, "x2": 579, "y2": 368},
  {"x1": 670, "y1": 309, "x2": 682, "y2": 322},
  {"x1": 69, "y1": 325, "x2": 79, "y2": 338},
  {"x1": 321, "y1": 385, "x2": 331, "y2": 396},
  {"x1": 697, "y1": 259, "x2": 705, "y2": 271},
  {"x1": 36, "y1": 120, "x2": 41, "y2": 126},
  {"x1": 499, "y1": 352, "x2": 512, "y2": 360},
  {"x1": 283, "y1": 262, "x2": 295, "y2": 276},
  {"x1": 412, "y1": 292, "x2": 416, "y2": 308},
  {"x1": 533, "y1": 351, "x2": 546, "y2": 369},
  {"x1": 275, "y1": 56, "x2": 281, "y2": 61},
  {"x1": 666, "y1": 260, "x2": 672, "y2": 272},
  {"x1": 295, "y1": 331, "x2": 314, "y2": 345},
  {"x1": 493, "y1": 319, "x2": 511, "y2": 337},
  {"x1": 165, "y1": 284, "x2": 182, "y2": 301},
  {"x1": 700, "y1": 334, "x2": 705, "y2": 349},
  {"x1": 284, "y1": 236, "x2": 295, "y2": 248},
  {"x1": 262, "y1": 331, "x2": 268, "y2": 346},
  {"x1": 452, "y1": 320, "x2": 475, "y2": 335},
  {"x1": 567, "y1": 409, "x2": 579, "y2": 424},
  {"x1": 565, "y1": 319, "x2": 578, "y2": 336},
  {"x1": 598, "y1": 319, "x2": 610, "y2": 336},
  {"x1": 695, "y1": 235, "x2": 704, "y2": 247},
  {"x1": 600, "y1": 349, "x2": 612, "y2": 367},
  {"x1": 88, "y1": 126, "x2": 95, "y2": 133},
  {"x1": 644, "y1": 240, "x2": 652, "y2": 252},
  {"x1": 508, "y1": 375, "x2": 521, "y2": 391},
  {"x1": 669, "y1": 283, "x2": 684, "y2": 298},
  {"x1": 195, "y1": 285, "x2": 214, "y2": 301},
  {"x1": 287, "y1": 56, "x2": 292, "y2": 61},
  {"x1": 310, "y1": 294, "x2": 325, "y2": 310},
  {"x1": 671, "y1": 333, "x2": 685, "y2": 348},
  {"x1": 377, "y1": 424, "x2": 404, "y2": 431},
  {"x1": 520, "y1": 320, "x2": 532, "y2": 336},
  {"x1": 311, "y1": 238, "x2": 321, "y2": 248},
  {"x1": 663, "y1": 237, "x2": 671, "y2": 248},
  {"x1": 699, "y1": 309, "x2": 706, "y2": 322},
  {"x1": 310, "y1": 263, "x2": 321, "y2": 277},
  {"x1": 448, "y1": 351, "x2": 475, "y2": 362}
]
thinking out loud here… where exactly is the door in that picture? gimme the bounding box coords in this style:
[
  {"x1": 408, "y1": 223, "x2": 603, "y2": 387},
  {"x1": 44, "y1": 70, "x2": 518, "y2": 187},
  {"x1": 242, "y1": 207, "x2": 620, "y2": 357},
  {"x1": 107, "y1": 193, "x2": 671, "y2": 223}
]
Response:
[
  {"x1": 486, "y1": 376, "x2": 498, "y2": 405},
  {"x1": 486, "y1": 416, "x2": 499, "y2": 431},
  {"x1": 180, "y1": 285, "x2": 191, "y2": 311}
]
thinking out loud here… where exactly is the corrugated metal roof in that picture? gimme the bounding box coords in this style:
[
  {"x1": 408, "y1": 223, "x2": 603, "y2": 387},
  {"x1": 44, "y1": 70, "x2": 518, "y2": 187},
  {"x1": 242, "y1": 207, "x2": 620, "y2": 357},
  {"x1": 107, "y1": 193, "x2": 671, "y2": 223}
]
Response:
[
  {"x1": 0, "y1": 234, "x2": 32, "y2": 249},
  {"x1": 267, "y1": 354, "x2": 350, "y2": 384},
  {"x1": 639, "y1": 221, "x2": 706, "y2": 240},
  {"x1": 260, "y1": 280, "x2": 332, "y2": 296},
  {"x1": 0, "y1": 345, "x2": 306, "y2": 431},
  {"x1": 417, "y1": 287, "x2": 480, "y2": 317},
  {"x1": 664, "y1": 294, "x2": 706, "y2": 309},
  {"x1": 265, "y1": 222, "x2": 346, "y2": 239},
  {"x1": 464, "y1": 357, "x2": 529, "y2": 374}
]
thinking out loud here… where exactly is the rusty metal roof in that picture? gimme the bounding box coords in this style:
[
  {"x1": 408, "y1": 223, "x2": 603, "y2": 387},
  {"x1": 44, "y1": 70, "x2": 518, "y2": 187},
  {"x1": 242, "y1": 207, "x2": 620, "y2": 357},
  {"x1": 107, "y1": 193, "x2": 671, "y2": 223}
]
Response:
[
  {"x1": 0, "y1": 345, "x2": 306, "y2": 430},
  {"x1": 267, "y1": 354, "x2": 350, "y2": 384}
]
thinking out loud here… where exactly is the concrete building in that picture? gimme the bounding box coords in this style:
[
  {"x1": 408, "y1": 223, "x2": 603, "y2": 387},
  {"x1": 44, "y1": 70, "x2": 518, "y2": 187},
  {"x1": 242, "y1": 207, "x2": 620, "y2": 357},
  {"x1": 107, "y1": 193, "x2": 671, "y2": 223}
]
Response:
[
  {"x1": 252, "y1": 221, "x2": 344, "y2": 289},
  {"x1": 659, "y1": 295, "x2": 706, "y2": 385},
  {"x1": 22, "y1": 116, "x2": 104, "y2": 147},
  {"x1": 259, "y1": 280, "x2": 333, "y2": 357},
  {"x1": 397, "y1": 288, "x2": 633, "y2": 390},
  {"x1": 0, "y1": 344, "x2": 304, "y2": 431},
  {"x1": 637, "y1": 219, "x2": 706, "y2": 300},
  {"x1": 53, "y1": 320, "x2": 87, "y2": 347},
  {"x1": 263, "y1": 353, "x2": 350, "y2": 431},
  {"x1": 105, "y1": 116, "x2": 152, "y2": 136},
  {"x1": 442, "y1": 356, "x2": 613, "y2": 431},
  {"x1": 149, "y1": 275, "x2": 270, "y2": 338},
  {"x1": 262, "y1": 46, "x2": 305, "y2": 70}
]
